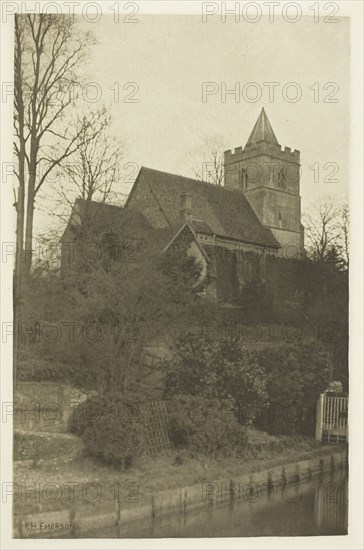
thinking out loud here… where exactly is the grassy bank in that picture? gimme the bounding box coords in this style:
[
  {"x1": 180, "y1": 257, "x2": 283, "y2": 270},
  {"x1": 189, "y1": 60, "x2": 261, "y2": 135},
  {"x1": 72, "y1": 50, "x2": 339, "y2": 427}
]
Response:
[{"x1": 13, "y1": 429, "x2": 344, "y2": 516}]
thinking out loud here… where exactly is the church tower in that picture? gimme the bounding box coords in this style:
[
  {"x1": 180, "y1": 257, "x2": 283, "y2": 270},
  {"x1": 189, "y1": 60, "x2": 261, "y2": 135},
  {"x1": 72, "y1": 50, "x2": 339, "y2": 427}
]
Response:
[{"x1": 224, "y1": 108, "x2": 304, "y2": 254}]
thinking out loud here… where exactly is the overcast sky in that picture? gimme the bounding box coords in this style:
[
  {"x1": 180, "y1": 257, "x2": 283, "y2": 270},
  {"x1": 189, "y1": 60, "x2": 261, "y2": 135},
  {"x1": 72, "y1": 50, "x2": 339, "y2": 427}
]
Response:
[{"x1": 37, "y1": 14, "x2": 349, "y2": 236}]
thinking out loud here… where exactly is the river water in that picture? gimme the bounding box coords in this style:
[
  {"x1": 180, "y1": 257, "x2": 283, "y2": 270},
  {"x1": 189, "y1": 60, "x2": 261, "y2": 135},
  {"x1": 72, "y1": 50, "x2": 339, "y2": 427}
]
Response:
[{"x1": 86, "y1": 468, "x2": 348, "y2": 538}]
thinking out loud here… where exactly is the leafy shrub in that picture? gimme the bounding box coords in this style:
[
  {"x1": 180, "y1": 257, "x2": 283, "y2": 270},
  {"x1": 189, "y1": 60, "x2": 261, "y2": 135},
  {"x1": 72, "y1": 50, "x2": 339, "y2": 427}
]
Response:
[
  {"x1": 18, "y1": 234, "x2": 202, "y2": 395},
  {"x1": 238, "y1": 280, "x2": 274, "y2": 319},
  {"x1": 163, "y1": 333, "x2": 268, "y2": 415},
  {"x1": 68, "y1": 396, "x2": 101, "y2": 436},
  {"x1": 69, "y1": 393, "x2": 145, "y2": 469},
  {"x1": 254, "y1": 340, "x2": 332, "y2": 435},
  {"x1": 166, "y1": 395, "x2": 248, "y2": 458},
  {"x1": 163, "y1": 335, "x2": 332, "y2": 438}
]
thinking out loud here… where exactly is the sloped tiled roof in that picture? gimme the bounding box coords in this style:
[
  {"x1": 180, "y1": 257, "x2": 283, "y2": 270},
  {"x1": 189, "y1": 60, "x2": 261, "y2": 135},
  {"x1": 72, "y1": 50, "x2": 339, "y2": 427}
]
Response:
[
  {"x1": 130, "y1": 167, "x2": 279, "y2": 247},
  {"x1": 141, "y1": 225, "x2": 180, "y2": 256},
  {"x1": 141, "y1": 224, "x2": 209, "y2": 260},
  {"x1": 61, "y1": 198, "x2": 153, "y2": 242},
  {"x1": 191, "y1": 219, "x2": 214, "y2": 235},
  {"x1": 61, "y1": 200, "x2": 207, "y2": 260}
]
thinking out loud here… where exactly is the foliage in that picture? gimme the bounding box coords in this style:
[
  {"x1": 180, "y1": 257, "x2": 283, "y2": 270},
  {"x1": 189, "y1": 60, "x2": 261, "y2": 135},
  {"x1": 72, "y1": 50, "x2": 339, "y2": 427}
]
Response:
[
  {"x1": 69, "y1": 393, "x2": 145, "y2": 469},
  {"x1": 254, "y1": 340, "x2": 332, "y2": 435},
  {"x1": 13, "y1": 13, "x2": 97, "y2": 383},
  {"x1": 166, "y1": 395, "x2": 248, "y2": 458},
  {"x1": 238, "y1": 280, "x2": 274, "y2": 319},
  {"x1": 162, "y1": 333, "x2": 268, "y2": 415},
  {"x1": 162, "y1": 333, "x2": 333, "y2": 437},
  {"x1": 19, "y1": 231, "x2": 202, "y2": 394},
  {"x1": 296, "y1": 260, "x2": 348, "y2": 387}
]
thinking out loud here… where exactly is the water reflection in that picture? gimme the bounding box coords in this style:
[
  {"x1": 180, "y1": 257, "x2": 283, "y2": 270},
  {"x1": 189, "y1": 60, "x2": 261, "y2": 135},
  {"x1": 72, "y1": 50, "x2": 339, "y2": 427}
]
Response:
[
  {"x1": 314, "y1": 475, "x2": 348, "y2": 535},
  {"x1": 85, "y1": 468, "x2": 348, "y2": 538}
]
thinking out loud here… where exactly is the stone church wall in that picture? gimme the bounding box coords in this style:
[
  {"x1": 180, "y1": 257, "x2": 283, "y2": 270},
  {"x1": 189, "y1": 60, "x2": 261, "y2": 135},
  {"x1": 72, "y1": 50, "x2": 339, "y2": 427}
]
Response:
[{"x1": 206, "y1": 245, "x2": 303, "y2": 307}]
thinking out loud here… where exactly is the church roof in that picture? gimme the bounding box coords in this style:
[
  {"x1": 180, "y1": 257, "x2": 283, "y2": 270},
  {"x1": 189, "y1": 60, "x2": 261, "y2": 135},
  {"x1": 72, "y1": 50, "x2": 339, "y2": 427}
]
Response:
[
  {"x1": 191, "y1": 220, "x2": 214, "y2": 235},
  {"x1": 245, "y1": 107, "x2": 279, "y2": 147},
  {"x1": 128, "y1": 167, "x2": 279, "y2": 248},
  {"x1": 141, "y1": 223, "x2": 210, "y2": 261},
  {"x1": 60, "y1": 199, "x2": 208, "y2": 259},
  {"x1": 60, "y1": 198, "x2": 153, "y2": 243}
]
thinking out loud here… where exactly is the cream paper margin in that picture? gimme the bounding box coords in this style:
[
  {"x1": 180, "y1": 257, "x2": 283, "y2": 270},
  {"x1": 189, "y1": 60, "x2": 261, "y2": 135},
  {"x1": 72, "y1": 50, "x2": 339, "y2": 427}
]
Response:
[{"x1": 0, "y1": 1, "x2": 362, "y2": 549}]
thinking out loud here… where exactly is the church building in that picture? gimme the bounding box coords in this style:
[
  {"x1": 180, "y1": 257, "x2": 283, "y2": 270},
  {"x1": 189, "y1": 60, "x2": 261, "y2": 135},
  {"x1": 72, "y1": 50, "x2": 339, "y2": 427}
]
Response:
[{"x1": 61, "y1": 109, "x2": 304, "y2": 302}]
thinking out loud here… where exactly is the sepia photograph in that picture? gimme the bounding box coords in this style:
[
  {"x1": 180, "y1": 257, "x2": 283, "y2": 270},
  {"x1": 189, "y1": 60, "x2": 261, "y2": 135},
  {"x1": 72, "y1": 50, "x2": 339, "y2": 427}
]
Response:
[{"x1": 0, "y1": 1, "x2": 363, "y2": 548}]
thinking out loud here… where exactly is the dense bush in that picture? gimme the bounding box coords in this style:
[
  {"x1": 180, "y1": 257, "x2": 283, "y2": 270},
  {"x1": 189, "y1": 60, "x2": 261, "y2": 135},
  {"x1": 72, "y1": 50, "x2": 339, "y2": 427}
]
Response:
[
  {"x1": 68, "y1": 396, "x2": 100, "y2": 436},
  {"x1": 18, "y1": 235, "x2": 202, "y2": 395},
  {"x1": 254, "y1": 340, "x2": 332, "y2": 436},
  {"x1": 163, "y1": 335, "x2": 332, "y2": 438},
  {"x1": 163, "y1": 333, "x2": 268, "y2": 415},
  {"x1": 69, "y1": 394, "x2": 145, "y2": 469},
  {"x1": 166, "y1": 395, "x2": 248, "y2": 458},
  {"x1": 238, "y1": 280, "x2": 274, "y2": 320}
]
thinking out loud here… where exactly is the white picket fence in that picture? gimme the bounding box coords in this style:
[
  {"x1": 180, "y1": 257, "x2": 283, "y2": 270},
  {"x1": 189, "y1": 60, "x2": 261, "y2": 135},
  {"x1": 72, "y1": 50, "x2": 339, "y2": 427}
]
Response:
[{"x1": 316, "y1": 393, "x2": 348, "y2": 444}]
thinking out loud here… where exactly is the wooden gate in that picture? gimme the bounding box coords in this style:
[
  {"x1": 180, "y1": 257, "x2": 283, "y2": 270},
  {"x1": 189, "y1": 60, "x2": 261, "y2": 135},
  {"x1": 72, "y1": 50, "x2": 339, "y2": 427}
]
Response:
[{"x1": 316, "y1": 393, "x2": 348, "y2": 444}]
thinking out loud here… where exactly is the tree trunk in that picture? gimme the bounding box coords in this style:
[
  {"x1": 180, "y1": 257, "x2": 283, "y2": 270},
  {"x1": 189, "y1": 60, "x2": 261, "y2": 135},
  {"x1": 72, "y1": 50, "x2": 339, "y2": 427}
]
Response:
[
  {"x1": 24, "y1": 116, "x2": 39, "y2": 276},
  {"x1": 14, "y1": 17, "x2": 26, "y2": 386},
  {"x1": 14, "y1": 181, "x2": 25, "y2": 387},
  {"x1": 24, "y1": 189, "x2": 35, "y2": 277}
]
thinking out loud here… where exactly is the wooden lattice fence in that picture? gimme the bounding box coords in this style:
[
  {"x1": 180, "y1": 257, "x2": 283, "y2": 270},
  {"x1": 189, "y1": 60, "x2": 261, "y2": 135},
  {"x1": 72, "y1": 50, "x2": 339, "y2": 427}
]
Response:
[{"x1": 142, "y1": 400, "x2": 173, "y2": 455}]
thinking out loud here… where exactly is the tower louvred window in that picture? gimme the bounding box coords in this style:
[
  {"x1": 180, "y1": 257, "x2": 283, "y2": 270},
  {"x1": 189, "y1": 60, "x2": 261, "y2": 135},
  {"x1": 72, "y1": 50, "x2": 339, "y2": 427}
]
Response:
[
  {"x1": 241, "y1": 168, "x2": 248, "y2": 189},
  {"x1": 278, "y1": 168, "x2": 286, "y2": 188}
]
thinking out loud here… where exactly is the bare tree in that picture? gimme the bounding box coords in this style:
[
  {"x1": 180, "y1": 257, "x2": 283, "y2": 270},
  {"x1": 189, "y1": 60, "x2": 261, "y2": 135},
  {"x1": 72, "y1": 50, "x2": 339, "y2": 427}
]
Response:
[
  {"x1": 13, "y1": 14, "x2": 95, "y2": 277},
  {"x1": 13, "y1": 14, "x2": 95, "y2": 383},
  {"x1": 190, "y1": 136, "x2": 226, "y2": 185},
  {"x1": 53, "y1": 108, "x2": 123, "y2": 222},
  {"x1": 336, "y1": 202, "x2": 349, "y2": 269},
  {"x1": 304, "y1": 197, "x2": 349, "y2": 268}
]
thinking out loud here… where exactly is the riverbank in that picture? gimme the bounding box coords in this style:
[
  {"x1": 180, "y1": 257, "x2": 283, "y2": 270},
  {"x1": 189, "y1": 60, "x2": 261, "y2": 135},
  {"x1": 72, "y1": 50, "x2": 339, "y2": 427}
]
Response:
[
  {"x1": 88, "y1": 466, "x2": 348, "y2": 538},
  {"x1": 13, "y1": 443, "x2": 347, "y2": 538},
  {"x1": 13, "y1": 429, "x2": 347, "y2": 537}
]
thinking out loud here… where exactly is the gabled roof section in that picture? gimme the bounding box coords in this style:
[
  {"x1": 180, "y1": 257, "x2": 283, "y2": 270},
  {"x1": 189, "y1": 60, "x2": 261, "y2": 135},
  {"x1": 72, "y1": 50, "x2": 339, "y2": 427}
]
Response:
[
  {"x1": 128, "y1": 167, "x2": 279, "y2": 247},
  {"x1": 245, "y1": 107, "x2": 279, "y2": 147},
  {"x1": 60, "y1": 200, "x2": 209, "y2": 263},
  {"x1": 163, "y1": 223, "x2": 210, "y2": 261},
  {"x1": 191, "y1": 219, "x2": 214, "y2": 235},
  {"x1": 60, "y1": 198, "x2": 153, "y2": 242},
  {"x1": 139, "y1": 223, "x2": 209, "y2": 262},
  {"x1": 139, "y1": 225, "x2": 180, "y2": 256}
]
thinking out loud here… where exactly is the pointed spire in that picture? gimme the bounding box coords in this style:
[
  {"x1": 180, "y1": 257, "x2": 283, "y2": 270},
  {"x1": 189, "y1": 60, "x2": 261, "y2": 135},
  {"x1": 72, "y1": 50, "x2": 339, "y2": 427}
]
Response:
[{"x1": 245, "y1": 108, "x2": 279, "y2": 147}]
